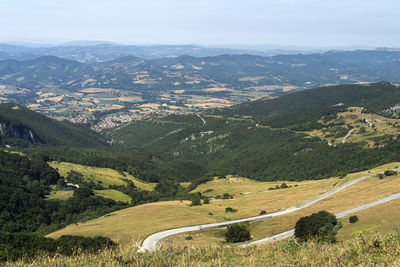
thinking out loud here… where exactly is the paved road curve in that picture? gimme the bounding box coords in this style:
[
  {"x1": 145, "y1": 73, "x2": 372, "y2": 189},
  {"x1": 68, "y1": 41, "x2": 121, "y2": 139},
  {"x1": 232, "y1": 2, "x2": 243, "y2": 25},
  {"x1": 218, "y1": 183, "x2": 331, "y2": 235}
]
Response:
[
  {"x1": 241, "y1": 192, "x2": 400, "y2": 247},
  {"x1": 139, "y1": 168, "x2": 399, "y2": 251}
]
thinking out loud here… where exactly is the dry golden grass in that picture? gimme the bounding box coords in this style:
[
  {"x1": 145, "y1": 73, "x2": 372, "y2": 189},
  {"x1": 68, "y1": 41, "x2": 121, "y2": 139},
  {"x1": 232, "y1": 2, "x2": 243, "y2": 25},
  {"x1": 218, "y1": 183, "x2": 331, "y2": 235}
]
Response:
[
  {"x1": 36, "y1": 95, "x2": 64, "y2": 103},
  {"x1": 80, "y1": 88, "x2": 118, "y2": 93},
  {"x1": 202, "y1": 87, "x2": 232, "y2": 92},
  {"x1": 249, "y1": 171, "x2": 400, "y2": 240},
  {"x1": 163, "y1": 163, "x2": 400, "y2": 247},
  {"x1": 48, "y1": 163, "x2": 399, "y2": 248},
  {"x1": 337, "y1": 198, "x2": 400, "y2": 240},
  {"x1": 47, "y1": 200, "x2": 218, "y2": 245},
  {"x1": 119, "y1": 96, "x2": 142, "y2": 102}
]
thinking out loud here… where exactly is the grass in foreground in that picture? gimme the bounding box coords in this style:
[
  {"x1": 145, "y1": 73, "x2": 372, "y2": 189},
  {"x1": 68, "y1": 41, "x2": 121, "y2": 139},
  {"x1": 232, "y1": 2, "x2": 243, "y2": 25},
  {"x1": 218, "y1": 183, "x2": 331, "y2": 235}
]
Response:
[{"x1": 9, "y1": 232, "x2": 400, "y2": 266}]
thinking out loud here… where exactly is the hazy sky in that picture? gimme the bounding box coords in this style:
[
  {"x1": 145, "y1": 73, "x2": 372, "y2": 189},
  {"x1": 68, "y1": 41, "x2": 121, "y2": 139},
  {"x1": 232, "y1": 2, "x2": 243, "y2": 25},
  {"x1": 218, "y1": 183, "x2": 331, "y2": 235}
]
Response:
[{"x1": 1, "y1": 0, "x2": 399, "y2": 47}]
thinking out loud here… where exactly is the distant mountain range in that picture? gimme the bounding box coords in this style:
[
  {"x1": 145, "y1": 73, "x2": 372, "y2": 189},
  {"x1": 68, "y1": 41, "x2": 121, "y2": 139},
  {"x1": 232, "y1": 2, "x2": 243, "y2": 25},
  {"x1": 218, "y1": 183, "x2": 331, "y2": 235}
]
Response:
[
  {"x1": 1, "y1": 49, "x2": 400, "y2": 94},
  {"x1": 0, "y1": 43, "x2": 286, "y2": 63},
  {"x1": 0, "y1": 42, "x2": 384, "y2": 63}
]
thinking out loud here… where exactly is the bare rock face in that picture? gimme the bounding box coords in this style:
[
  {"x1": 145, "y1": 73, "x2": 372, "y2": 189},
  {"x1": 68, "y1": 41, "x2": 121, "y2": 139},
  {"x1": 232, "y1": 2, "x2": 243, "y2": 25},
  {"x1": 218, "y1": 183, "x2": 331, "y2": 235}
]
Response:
[{"x1": 0, "y1": 120, "x2": 43, "y2": 144}]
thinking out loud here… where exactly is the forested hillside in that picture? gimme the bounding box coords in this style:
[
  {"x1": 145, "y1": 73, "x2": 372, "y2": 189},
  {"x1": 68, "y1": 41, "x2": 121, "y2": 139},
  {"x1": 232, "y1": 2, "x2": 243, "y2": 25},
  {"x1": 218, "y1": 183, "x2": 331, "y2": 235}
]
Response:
[
  {"x1": 110, "y1": 82, "x2": 400, "y2": 181},
  {"x1": 0, "y1": 103, "x2": 105, "y2": 147},
  {"x1": 215, "y1": 82, "x2": 400, "y2": 121}
]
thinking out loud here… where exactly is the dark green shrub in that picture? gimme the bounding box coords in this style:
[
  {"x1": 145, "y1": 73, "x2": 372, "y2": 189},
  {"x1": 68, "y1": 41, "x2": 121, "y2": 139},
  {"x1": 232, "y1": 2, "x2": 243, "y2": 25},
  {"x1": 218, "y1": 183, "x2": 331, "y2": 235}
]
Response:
[
  {"x1": 225, "y1": 207, "x2": 237, "y2": 213},
  {"x1": 222, "y1": 193, "x2": 233, "y2": 199},
  {"x1": 349, "y1": 215, "x2": 359, "y2": 223},
  {"x1": 259, "y1": 210, "x2": 267, "y2": 215},
  {"x1": 384, "y1": 170, "x2": 397, "y2": 176},
  {"x1": 224, "y1": 223, "x2": 251, "y2": 243},
  {"x1": 280, "y1": 183, "x2": 288, "y2": 189},
  {"x1": 294, "y1": 210, "x2": 342, "y2": 243},
  {"x1": 190, "y1": 194, "x2": 201, "y2": 206},
  {"x1": 185, "y1": 235, "x2": 193, "y2": 240}
]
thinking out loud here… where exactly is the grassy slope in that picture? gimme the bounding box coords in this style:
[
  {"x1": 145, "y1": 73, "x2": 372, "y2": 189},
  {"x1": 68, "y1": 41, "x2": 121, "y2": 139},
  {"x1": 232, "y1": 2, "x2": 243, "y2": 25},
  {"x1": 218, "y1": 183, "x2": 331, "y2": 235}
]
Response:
[
  {"x1": 338, "y1": 198, "x2": 400, "y2": 239},
  {"x1": 161, "y1": 162, "x2": 400, "y2": 248},
  {"x1": 93, "y1": 190, "x2": 132, "y2": 203},
  {"x1": 48, "y1": 163, "x2": 399, "y2": 246},
  {"x1": 46, "y1": 189, "x2": 74, "y2": 201},
  {"x1": 48, "y1": 161, "x2": 157, "y2": 190}
]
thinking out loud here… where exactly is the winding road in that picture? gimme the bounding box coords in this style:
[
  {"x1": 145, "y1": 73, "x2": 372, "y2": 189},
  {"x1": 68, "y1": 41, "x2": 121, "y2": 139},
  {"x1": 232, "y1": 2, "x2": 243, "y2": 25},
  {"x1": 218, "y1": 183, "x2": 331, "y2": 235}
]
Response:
[
  {"x1": 197, "y1": 114, "x2": 206, "y2": 125},
  {"x1": 140, "y1": 168, "x2": 399, "y2": 251},
  {"x1": 241, "y1": 192, "x2": 400, "y2": 247},
  {"x1": 342, "y1": 129, "x2": 355, "y2": 143}
]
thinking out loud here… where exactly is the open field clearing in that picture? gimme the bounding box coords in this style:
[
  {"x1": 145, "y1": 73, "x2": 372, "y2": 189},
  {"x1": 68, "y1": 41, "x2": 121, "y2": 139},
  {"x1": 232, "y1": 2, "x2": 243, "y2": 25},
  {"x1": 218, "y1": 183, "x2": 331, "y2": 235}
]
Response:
[
  {"x1": 49, "y1": 161, "x2": 156, "y2": 190},
  {"x1": 202, "y1": 87, "x2": 232, "y2": 92},
  {"x1": 48, "y1": 163, "x2": 399, "y2": 246},
  {"x1": 46, "y1": 189, "x2": 74, "y2": 201},
  {"x1": 47, "y1": 200, "x2": 218, "y2": 245},
  {"x1": 304, "y1": 107, "x2": 400, "y2": 147},
  {"x1": 162, "y1": 164, "x2": 400, "y2": 248},
  {"x1": 80, "y1": 88, "x2": 119, "y2": 93},
  {"x1": 46, "y1": 187, "x2": 131, "y2": 203},
  {"x1": 337, "y1": 198, "x2": 400, "y2": 239},
  {"x1": 93, "y1": 189, "x2": 131, "y2": 203}
]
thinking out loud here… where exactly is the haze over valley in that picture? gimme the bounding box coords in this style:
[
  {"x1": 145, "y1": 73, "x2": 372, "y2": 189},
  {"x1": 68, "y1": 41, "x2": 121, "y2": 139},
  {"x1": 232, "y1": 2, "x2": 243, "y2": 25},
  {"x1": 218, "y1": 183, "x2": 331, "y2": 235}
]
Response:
[{"x1": 1, "y1": 0, "x2": 400, "y2": 266}]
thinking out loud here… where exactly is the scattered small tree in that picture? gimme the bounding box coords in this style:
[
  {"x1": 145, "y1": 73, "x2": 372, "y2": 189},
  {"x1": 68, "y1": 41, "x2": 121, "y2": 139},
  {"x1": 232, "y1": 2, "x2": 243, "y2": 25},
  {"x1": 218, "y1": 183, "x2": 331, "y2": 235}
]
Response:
[
  {"x1": 349, "y1": 215, "x2": 359, "y2": 223},
  {"x1": 222, "y1": 193, "x2": 233, "y2": 199},
  {"x1": 259, "y1": 210, "x2": 267, "y2": 215},
  {"x1": 224, "y1": 223, "x2": 251, "y2": 243},
  {"x1": 190, "y1": 194, "x2": 201, "y2": 206},
  {"x1": 384, "y1": 170, "x2": 397, "y2": 176},
  {"x1": 280, "y1": 183, "x2": 288, "y2": 189},
  {"x1": 225, "y1": 207, "x2": 237, "y2": 212}
]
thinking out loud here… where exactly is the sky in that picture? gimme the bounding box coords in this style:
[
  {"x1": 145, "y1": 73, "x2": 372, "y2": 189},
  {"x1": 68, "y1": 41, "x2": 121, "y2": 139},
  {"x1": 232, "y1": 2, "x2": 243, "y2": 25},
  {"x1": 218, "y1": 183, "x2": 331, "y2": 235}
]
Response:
[{"x1": 1, "y1": 0, "x2": 399, "y2": 48}]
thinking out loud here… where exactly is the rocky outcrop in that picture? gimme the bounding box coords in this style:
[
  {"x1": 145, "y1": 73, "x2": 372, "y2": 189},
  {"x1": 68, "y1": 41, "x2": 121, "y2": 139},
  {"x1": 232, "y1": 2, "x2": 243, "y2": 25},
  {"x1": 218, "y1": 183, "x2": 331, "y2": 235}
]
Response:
[{"x1": 0, "y1": 120, "x2": 43, "y2": 144}]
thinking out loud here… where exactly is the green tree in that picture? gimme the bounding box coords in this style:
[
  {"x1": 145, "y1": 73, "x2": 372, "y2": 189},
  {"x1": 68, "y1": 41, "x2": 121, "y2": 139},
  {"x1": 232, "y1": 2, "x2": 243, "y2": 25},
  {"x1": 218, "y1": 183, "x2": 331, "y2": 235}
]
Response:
[
  {"x1": 294, "y1": 210, "x2": 342, "y2": 243},
  {"x1": 349, "y1": 215, "x2": 359, "y2": 223},
  {"x1": 190, "y1": 194, "x2": 201, "y2": 206},
  {"x1": 224, "y1": 223, "x2": 251, "y2": 243}
]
